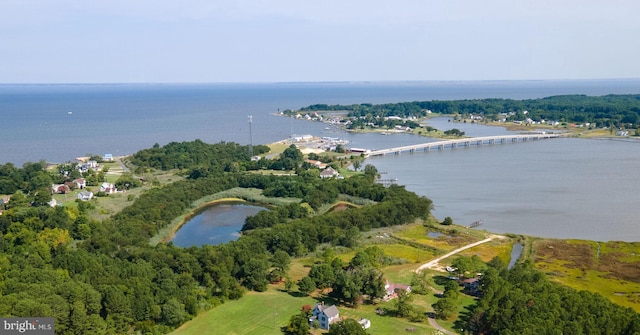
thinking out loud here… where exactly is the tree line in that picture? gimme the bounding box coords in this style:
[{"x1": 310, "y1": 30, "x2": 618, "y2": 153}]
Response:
[{"x1": 300, "y1": 94, "x2": 640, "y2": 129}]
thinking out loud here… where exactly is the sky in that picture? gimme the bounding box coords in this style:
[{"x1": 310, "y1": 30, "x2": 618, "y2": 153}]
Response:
[{"x1": 1, "y1": 0, "x2": 639, "y2": 83}]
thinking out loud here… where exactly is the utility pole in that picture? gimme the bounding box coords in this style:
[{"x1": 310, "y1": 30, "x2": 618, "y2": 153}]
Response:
[{"x1": 248, "y1": 115, "x2": 253, "y2": 157}]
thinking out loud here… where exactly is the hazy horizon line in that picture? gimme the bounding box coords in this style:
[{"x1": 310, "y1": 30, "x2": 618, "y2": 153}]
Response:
[{"x1": 2, "y1": 78, "x2": 640, "y2": 86}]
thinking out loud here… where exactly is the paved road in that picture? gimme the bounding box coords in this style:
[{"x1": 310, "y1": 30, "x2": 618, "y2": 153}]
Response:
[{"x1": 427, "y1": 317, "x2": 458, "y2": 335}]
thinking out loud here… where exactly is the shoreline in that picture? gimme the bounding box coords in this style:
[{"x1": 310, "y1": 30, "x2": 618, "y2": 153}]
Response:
[{"x1": 152, "y1": 198, "x2": 248, "y2": 246}]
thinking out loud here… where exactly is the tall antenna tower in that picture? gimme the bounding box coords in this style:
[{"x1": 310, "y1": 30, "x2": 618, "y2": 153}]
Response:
[{"x1": 248, "y1": 115, "x2": 253, "y2": 157}]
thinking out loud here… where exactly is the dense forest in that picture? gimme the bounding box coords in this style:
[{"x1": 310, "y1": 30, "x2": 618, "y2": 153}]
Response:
[
  {"x1": 299, "y1": 94, "x2": 640, "y2": 129},
  {"x1": 0, "y1": 140, "x2": 432, "y2": 334},
  {"x1": 468, "y1": 259, "x2": 640, "y2": 334}
]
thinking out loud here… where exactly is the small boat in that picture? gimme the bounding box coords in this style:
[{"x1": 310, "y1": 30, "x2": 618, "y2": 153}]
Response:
[{"x1": 67, "y1": 111, "x2": 73, "y2": 115}]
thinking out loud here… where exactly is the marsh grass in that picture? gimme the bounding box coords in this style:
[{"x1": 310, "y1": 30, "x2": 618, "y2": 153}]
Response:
[{"x1": 533, "y1": 239, "x2": 640, "y2": 311}]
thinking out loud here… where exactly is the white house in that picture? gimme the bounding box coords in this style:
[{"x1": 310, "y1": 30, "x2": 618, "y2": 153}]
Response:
[
  {"x1": 305, "y1": 159, "x2": 328, "y2": 169},
  {"x1": 320, "y1": 167, "x2": 339, "y2": 179},
  {"x1": 73, "y1": 178, "x2": 87, "y2": 189},
  {"x1": 312, "y1": 303, "x2": 339, "y2": 330},
  {"x1": 384, "y1": 281, "x2": 412, "y2": 301},
  {"x1": 78, "y1": 191, "x2": 93, "y2": 201},
  {"x1": 100, "y1": 182, "x2": 117, "y2": 194}
]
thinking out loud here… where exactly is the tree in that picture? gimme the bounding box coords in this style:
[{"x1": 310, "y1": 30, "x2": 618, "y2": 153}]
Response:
[
  {"x1": 272, "y1": 249, "x2": 291, "y2": 273},
  {"x1": 361, "y1": 269, "x2": 386, "y2": 301},
  {"x1": 284, "y1": 312, "x2": 310, "y2": 335},
  {"x1": 327, "y1": 318, "x2": 367, "y2": 335},
  {"x1": 242, "y1": 258, "x2": 269, "y2": 291},
  {"x1": 32, "y1": 188, "x2": 52, "y2": 207},
  {"x1": 352, "y1": 160, "x2": 362, "y2": 172},
  {"x1": 297, "y1": 276, "x2": 316, "y2": 296},
  {"x1": 114, "y1": 173, "x2": 142, "y2": 190},
  {"x1": 441, "y1": 216, "x2": 453, "y2": 225},
  {"x1": 433, "y1": 297, "x2": 456, "y2": 320},
  {"x1": 442, "y1": 279, "x2": 459, "y2": 299},
  {"x1": 331, "y1": 270, "x2": 361, "y2": 306},
  {"x1": 349, "y1": 251, "x2": 371, "y2": 269},
  {"x1": 161, "y1": 299, "x2": 189, "y2": 327},
  {"x1": 309, "y1": 263, "x2": 335, "y2": 289},
  {"x1": 284, "y1": 277, "x2": 294, "y2": 292},
  {"x1": 394, "y1": 289, "x2": 414, "y2": 317},
  {"x1": 280, "y1": 145, "x2": 304, "y2": 170},
  {"x1": 363, "y1": 164, "x2": 378, "y2": 182},
  {"x1": 410, "y1": 271, "x2": 431, "y2": 295}
]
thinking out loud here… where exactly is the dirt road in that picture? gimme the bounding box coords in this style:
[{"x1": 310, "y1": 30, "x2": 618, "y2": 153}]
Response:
[{"x1": 416, "y1": 234, "x2": 505, "y2": 273}]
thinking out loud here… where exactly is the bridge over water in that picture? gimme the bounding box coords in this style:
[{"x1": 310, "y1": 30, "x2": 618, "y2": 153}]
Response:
[{"x1": 364, "y1": 133, "x2": 562, "y2": 157}]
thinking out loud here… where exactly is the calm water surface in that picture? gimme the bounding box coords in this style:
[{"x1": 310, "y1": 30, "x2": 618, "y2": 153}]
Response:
[
  {"x1": 171, "y1": 203, "x2": 266, "y2": 247},
  {"x1": 366, "y1": 133, "x2": 640, "y2": 242},
  {"x1": 3, "y1": 81, "x2": 640, "y2": 242}
]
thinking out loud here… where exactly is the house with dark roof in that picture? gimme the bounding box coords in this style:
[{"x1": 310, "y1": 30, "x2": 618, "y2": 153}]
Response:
[
  {"x1": 51, "y1": 184, "x2": 71, "y2": 194},
  {"x1": 311, "y1": 302, "x2": 339, "y2": 330}
]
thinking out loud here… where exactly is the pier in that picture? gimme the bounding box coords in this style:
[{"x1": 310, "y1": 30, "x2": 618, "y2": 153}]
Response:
[{"x1": 364, "y1": 134, "x2": 562, "y2": 157}]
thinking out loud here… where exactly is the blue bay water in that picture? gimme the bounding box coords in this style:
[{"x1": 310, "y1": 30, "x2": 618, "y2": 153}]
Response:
[
  {"x1": 3, "y1": 80, "x2": 640, "y2": 165},
  {"x1": 2, "y1": 80, "x2": 640, "y2": 241}
]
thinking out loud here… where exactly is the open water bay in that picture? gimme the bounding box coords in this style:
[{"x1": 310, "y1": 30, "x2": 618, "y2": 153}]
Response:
[
  {"x1": 2, "y1": 80, "x2": 640, "y2": 241},
  {"x1": 366, "y1": 135, "x2": 640, "y2": 242}
]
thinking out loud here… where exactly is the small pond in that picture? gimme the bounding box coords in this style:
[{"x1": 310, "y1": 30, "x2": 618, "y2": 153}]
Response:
[
  {"x1": 171, "y1": 203, "x2": 267, "y2": 247},
  {"x1": 427, "y1": 231, "x2": 444, "y2": 238}
]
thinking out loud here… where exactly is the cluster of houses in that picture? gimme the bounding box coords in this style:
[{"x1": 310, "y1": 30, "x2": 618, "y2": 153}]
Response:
[
  {"x1": 48, "y1": 156, "x2": 121, "y2": 202},
  {"x1": 49, "y1": 177, "x2": 118, "y2": 202},
  {"x1": 75, "y1": 183, "x2": 118, "y2": 201}
]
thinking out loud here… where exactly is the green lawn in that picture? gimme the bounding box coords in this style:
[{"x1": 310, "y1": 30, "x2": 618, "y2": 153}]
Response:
[
  {"x1": 172, "y1": 286, "x2": 441, "y2": 335},
  {"x1": 172, "y1": 289, "x2": 315, "y2": 335}
]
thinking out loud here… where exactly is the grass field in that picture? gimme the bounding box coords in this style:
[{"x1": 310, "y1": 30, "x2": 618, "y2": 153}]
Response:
[
  {"x1": 172, "y1": 289, "x2": 315, "y2": 335},
  {"x1": 171, "y1": 286, "x2": 440, "y2": 335}
]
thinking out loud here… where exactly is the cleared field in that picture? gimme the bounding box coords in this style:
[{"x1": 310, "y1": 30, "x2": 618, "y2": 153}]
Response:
[
  {"x1": 171, "y1": 286, "x2": 438, "y2": 335},
  {"x1": 172, "y1": 289, "x2": 314, "y2": 335}
]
